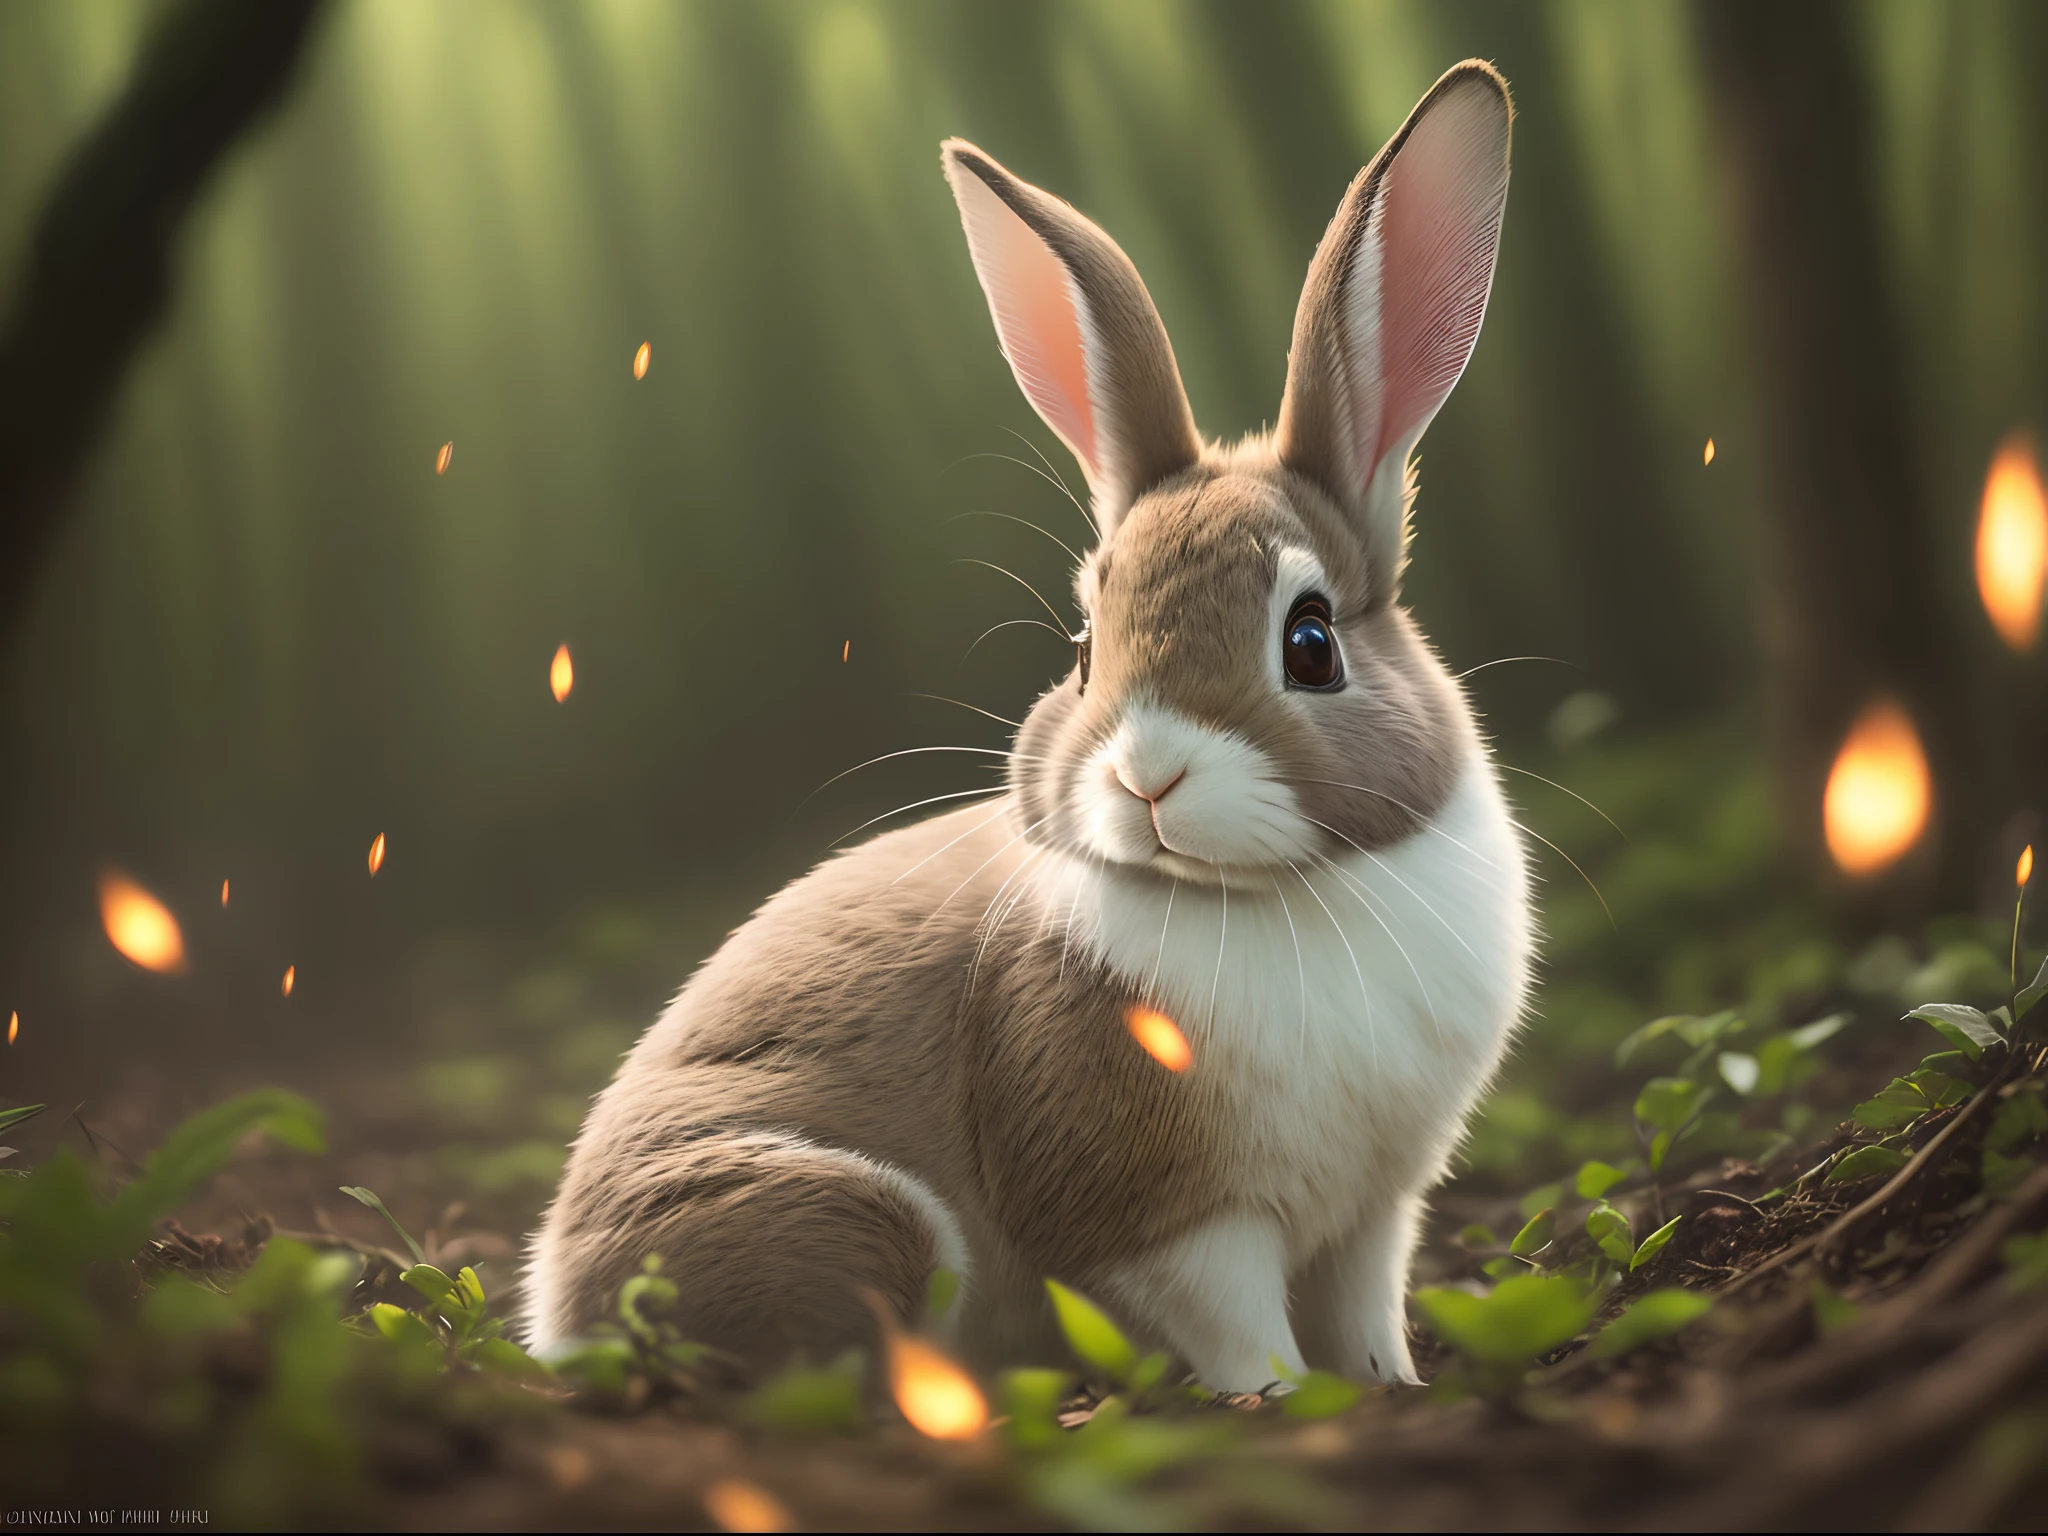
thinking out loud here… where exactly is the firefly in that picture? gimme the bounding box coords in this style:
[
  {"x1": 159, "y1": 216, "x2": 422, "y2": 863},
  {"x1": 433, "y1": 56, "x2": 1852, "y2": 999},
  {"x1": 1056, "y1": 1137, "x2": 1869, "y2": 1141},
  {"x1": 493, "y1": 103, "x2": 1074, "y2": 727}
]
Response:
[
  {"x1": 886, "y1": 1330, "x2": 988, "y2": 1440},
  {"x1": 550, "y1": 644, "x2": 574, "y2": 702},
  {"x1": 701, "y1": 1479, "x2": 791, "y2": 1534},
  {"x1": 633, "y1": 342, "x2": 651, "y2": 380},
  {"x1": 368, "y1": 833, "x2": 386, "y2": 876},
  {"x1": 1703, "y1": 437, "x2": 1715, "y2": 467},
  {"x1": 100, "y1": 872, "x2": 186, "y2": 973},
  {"x1": 1822, "y1": 699, "x2": 1931, "y2": 877},
  {"x1": 282, "y1": 965, "x2": 296, "y2": 998},
  {"x1": 7, "y1": 1012, "x2": 16, "y2": 1046},
  {"x1": 435, "y1": 441, "x2": 454, "y2": 476},
  {"x1": 842, "y1": 640, "x2": 850, "y2": 663},
  {"x1": 1125, "y1": 1003, "x2": 1193, "y2": 1072},
  {"x1": 1977, "y1": 434, "x2": 2047, "y2": 651},
  {"x1": 220, "y1": 878, "x2": 230, "y2": 907}
]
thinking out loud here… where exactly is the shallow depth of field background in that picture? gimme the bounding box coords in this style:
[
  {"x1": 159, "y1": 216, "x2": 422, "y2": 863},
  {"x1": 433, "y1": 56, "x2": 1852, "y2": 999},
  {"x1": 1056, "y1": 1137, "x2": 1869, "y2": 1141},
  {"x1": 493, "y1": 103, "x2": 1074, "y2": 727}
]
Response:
[{"x1": 1, "y1": 0, "x2": 2044, "y2": 1195}]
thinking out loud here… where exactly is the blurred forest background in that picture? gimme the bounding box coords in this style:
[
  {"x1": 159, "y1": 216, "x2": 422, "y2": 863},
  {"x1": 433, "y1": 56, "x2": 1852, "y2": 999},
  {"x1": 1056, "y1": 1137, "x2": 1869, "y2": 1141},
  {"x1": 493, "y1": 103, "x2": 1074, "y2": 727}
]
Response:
[{"x1": 0, "y1": 0, "x2": 2044, "y2": 1183}]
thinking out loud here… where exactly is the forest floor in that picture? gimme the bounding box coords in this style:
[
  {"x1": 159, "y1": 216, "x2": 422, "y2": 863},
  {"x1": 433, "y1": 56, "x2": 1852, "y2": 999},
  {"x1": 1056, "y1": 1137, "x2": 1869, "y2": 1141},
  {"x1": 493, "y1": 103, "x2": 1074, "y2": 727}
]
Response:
[{"x1": 8, "y1": 972, "x2": 2048, "y2": 1534}]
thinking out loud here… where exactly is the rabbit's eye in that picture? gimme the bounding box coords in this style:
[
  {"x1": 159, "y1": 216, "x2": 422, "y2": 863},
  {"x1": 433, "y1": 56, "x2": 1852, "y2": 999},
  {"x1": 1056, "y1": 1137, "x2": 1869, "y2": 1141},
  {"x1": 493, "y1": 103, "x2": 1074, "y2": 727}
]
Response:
[
  {"x1": 1283, "y1": 597, "x2": 1343, "y2": 690},
  {"x1": 1073, "y1": 622, "x2": 1093, "y2": 695}
]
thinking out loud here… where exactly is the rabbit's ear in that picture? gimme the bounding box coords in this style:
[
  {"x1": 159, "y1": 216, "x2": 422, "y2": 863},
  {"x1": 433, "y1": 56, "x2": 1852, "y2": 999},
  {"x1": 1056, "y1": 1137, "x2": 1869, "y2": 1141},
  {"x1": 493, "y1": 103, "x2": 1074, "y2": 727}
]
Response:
[
  {"x1": 1276, "y1": 62, "x2": 1511, "y2": 588},
  {"x1": 943, "y1": 140, "x2": 1201, "y2": 537}
]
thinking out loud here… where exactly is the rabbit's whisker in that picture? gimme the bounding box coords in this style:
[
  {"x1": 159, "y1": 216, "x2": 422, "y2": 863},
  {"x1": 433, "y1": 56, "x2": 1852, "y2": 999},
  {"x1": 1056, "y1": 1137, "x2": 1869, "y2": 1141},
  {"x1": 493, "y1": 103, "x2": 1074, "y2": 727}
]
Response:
[
  {"x1": 1494, "y1": 763, "x2": 1627, "y2": 840},
  {"x1": 998, "y1": 425, "x2": 1095, "y2": 538},
  {"x1": 1146, "y1": 878, "x2": 1179, "y2": 1001},
  {"x1": 1507, "y1": 816, "x2": 1616, "y2": 932},
  {"x1": 1057, "y1": 851, "x2": 1104, "y2": 985},
  {"x1": 1310, "y1": 850, "x2": 1442, "y2": 1047},
  {"x1": 964, "y1": 616, "x2": 1072, "y2": 661},
  {"x1": 969, "y1": 847, "x2": 1049, "y2": 994},
  {"x1": 1453, "y1": 655, "x2": 1583, "y2": 681},
  {"x1": 1298, "y1": 814, "x2": 1479, "y2": 966},
  {"x1": 1207, "y1": 871, "x2": 1229, "y2": 1030},
  {"x1": 1287, "y1": 860, "x2": 1376, "y2": 1075},
  {"x1": 956, "y1": 557, "x2": 1074, "y2": 634},
  {"x1": 829, "y1": 786, "x2": 1008, "y2": 849},
  {"x1": 1290, "y1": 779, "x2": 1502, "y2": 872},
  {"x1": 919, "y1": 815, "x2": 1049, "y2": 933},
  {"x1": 888, "y1": 799, "x2": 1016, "y2": 888},
  {"x1": 806, "y1": 744, "x2": 1034, "y2": 807},
  {"x1": 949, "y1": 510, "x2": 1083, "y2": 568},
  {"x1": 1269, "y1": 874, "x2": 1309, "y2": 1076},
  {"x1": 907, "y1": 692, "x2": 1024, "y2": 729}
]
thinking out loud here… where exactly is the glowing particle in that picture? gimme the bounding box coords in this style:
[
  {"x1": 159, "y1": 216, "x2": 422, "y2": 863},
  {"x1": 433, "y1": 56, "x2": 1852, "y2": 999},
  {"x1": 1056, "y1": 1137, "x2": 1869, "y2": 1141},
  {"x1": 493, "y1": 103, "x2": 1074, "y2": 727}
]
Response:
[
  {"x1": 887, "y1": 1330, "x2": 988, "y2": 1440},
  {"x1": 435, "y1": 441, "x2": 454, "y2": 476},
  {"x1": 1125, "y1": 1003, "x2": 1193, "y2": 1072},
  {"x1": 99, "y1": 872, "x2": 186, "y2": 973},
  {"x1": 2021, "y1": 845, "x2": 2035, "y2": 889},
  {"x1": 1977, "y1": 434, "x2": 2047, "y2": 651},
  {"x1": 1703, "y1": 437, "x2": 1715, "y2": 467},
  {"x1": 368, "y1": 833, "x2": 386, "y2": 876},
  {"x1": 1822, "y1": 700, "x2": 1931, "y2": 877},
  {"x1": 221, "y1": 878, "x2": 230, "y2": 907},
  {"x1": 842, "y1": 640, "x2": 850, "y2": 663},
  {"x1": 633, "y1": 341, "x2": 651, "y2": 380},
  {"x1": 281, "y1": 965, "x2": 296, "y2": 998},
  {"x1": 702, "y1": 1479, "x2": 791, "y2": 1534},
  {"x1": 7, "y1": 1012, "x2": 16, "y2": 1045},
  {"x1": 550, "y1": 644, "x2": 574, "y2": 702}
]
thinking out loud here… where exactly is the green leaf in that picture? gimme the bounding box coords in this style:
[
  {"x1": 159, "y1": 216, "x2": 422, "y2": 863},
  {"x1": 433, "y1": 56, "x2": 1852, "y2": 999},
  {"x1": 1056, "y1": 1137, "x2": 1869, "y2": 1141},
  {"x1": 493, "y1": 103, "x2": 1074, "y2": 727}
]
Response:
[
  {"x1": 1615, "y1": 1015, "x2": 1689, "y2": 1067},
  {"x1": 1788, "y1": 1012, "x2": 1853, "y2": 1051},
  {"x1": 1717, "y1": 1052, "x2": 1760, "y2": 1094},
  {"x1": 1589, "y1": 1288, "x2": 1711, "y2": 1357},
  {"x1": 107, "y1": 1092, "x2": 324, "y2": 1250},
  {"x1": 926, "y1": 1265, "x2": 960, "y2": 1318},
  {"x1": 1852, "y1": 1079, "x2": 1933, "y2": 1132},
  {"x1": 1518, "y1": 1182, "x2": 1563, "y2": 1221},
  {"x1": 1282, "y1": 1369, "x2": 1363, "y2": 1419},
  {"x1": 746, "y1": 1353, "x2": 865, "y2": 1430},
  {"x1": 1634, "y1": 1077, "x2": 1711, "y2": 1134},
  {"x1": 2017, "y1": 955, "x2": 2048, "y2": 1021},
  {"x1": 1827, "y1": 1145, "x2": 1909, "y2": 1184},
  {"x1": 542, "y1": 1336, "x2": 634, "y2": 1392},
  {"x1": 1809, "y1": 1280, "x2": 1859, "y2": 1335},
  {"x1": 1647, "y1": 1129, "x2": 1672, "y2": 1172},
  {"x1": 0, "y1": 1104, "x2": 48, "y2": 1135},
  {"x1": 1046, "y1": 1279, "x2": 1138, "y2": 1381},
  {"x1": 1630, "y1": 1215, "x2": 1683, "y2": 1270},
  {"x1": 1986, "y1": 1092, "x2": 2048, "y2": 1156},
  {"x1": 999, "y1": 1367, "x2": 1070, "y2": 1448},
  {"x1": 400, "y1": 1263, "x2": 457, "y2": 1305},
  {"x1": 1509, "y1": 1207, "x2": 1557, "y2": 1259},
  {"x1": 338, "y1": 1184, "x2": 427, "y2": 1265},
  {"x1": 1458, "y1": 1223, "x2": 1499, "y2": 1248},
  {"x1": 368, "y1": 1301, "x2": 439, "y2": 1348},
  {"x1": 1414, "y1": 1275, "x2": 1596, "y2": 1367},
  {"x1": 466, "y1": 1335, "x2": 549, "y2": 1378},
  {"x1": 1574, "y1": 1161, "x2": 1628, "y2": 1200},
  {"x1": 1906, "y1": 1004, "x2": 2004, "y2": 1057},
  {"x1": 1584, "y1": 1203, "x2": 1633, "y2": 1265}
]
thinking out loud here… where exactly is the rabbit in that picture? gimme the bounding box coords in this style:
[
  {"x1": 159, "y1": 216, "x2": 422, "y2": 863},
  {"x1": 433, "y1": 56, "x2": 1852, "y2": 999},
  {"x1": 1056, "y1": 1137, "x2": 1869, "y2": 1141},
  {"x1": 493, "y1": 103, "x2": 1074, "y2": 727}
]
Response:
[{"x1": 524, "y1": 60, "x2": 1532, "y2": 1393}]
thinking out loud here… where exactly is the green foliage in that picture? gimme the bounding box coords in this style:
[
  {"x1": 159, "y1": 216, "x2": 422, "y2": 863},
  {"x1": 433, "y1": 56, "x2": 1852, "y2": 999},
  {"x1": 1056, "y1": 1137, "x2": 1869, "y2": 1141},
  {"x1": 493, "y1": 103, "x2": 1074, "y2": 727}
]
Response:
[
  {"x1": 1415, "y1": 1276, "x2": 1597, "y2": 1376},
  {"x1": 1809, "y1": 1281, "x2": 1860, "y2": 1335},
  {"x1": 1574, "y1": 1160, "x2": 1629, "y2": 1200},
  {"x1": 1585, "y1": 1202, "x2": 1633, "y2": 1266},
  {"x1": 1044, "y1": 1279, "x2": 1169, "y2": 1394},
  {"x1": 1906, "y1": 1003, "x2": 2009, "y2": 1059},
  {"x1": 1510, "y1": 1207, "x2": 1558, "y2": 1259},
  {"x1": 2003, "y1": 1232, "x2": 2048, "y2": 1292},
  {"x1": 2018, "y1": 955, "x2": 2048, "y2": 1021},
  {"x1": 1986, "y1": 1091, "x2": 2048, "y2": 1155},
  {"x1": 745, "y1": 1354, "x2": 865, "y2": 1432},
  {"x1": 1631, "y1": 1216, "x2": 1683, "y2": 1271},
  {"x1": 1590, "y1": 1289, "x2": 1712, "y2": 1358},
  {"x1": 1827, "y1": 1145, "x2": 1909, "y2": 1184}
]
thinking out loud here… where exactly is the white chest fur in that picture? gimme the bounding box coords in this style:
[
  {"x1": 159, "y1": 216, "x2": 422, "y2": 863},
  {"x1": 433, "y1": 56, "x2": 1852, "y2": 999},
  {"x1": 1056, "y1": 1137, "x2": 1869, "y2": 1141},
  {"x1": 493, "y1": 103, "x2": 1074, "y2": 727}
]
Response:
[{"x1": 1030, "y1": 755, "x2": 1532, "y2": 1261}]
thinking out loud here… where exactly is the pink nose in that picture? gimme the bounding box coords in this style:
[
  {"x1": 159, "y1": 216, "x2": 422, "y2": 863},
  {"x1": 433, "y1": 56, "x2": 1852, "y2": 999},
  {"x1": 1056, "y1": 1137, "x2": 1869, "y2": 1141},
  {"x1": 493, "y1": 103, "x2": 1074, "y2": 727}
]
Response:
[{"x1": 1115, "y1": 766, "x2": 1185, "y2": 804}]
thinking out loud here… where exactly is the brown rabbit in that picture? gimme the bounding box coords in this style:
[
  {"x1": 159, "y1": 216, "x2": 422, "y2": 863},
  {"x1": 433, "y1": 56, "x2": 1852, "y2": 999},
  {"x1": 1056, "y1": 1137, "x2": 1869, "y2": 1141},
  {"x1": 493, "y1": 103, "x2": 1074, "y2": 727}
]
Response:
[{"x1": 525, "y1": 61, "x2": 1532, "y2": 1391}]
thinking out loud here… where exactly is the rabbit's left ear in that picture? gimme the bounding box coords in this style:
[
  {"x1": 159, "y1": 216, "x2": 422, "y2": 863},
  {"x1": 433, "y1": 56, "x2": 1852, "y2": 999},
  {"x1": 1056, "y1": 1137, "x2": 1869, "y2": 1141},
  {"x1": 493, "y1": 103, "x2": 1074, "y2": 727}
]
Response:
[
  {"x1": 1277, "y1": 62, "x2": 1512, "y2": 591},
  {"x1": 943, "y1": 140, "x2": 1201, "y2": 538}
]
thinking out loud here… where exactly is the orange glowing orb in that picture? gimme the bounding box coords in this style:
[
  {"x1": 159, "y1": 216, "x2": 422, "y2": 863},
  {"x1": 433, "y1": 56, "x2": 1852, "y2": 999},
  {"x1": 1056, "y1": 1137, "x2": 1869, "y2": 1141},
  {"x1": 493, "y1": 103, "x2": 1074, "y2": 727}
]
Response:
[
  {"x1": 1977, "y1": 435, "x2": 2047, "y2": 651},
  {"x1": 633, "y1": 341, "x2": 651, "y2": 380},
  {"x1": 368, "y1": 833, "x2": 386, "y2": 876},
  {"x1": 220, "y1": 878, "x2": 229, "y2": 907},
  {"x1": 550, "y1": 644, "x2": 574, "y2": 702},
  {"x1": 435, "y1": 441, "x2": 454, "y2": 476},
  {"x1": 7, "y1": 1011, "x2": 16, "y2": 1046},
  {"x1": 886, "y1": 1331, "x2": 988, "y2": 1440},
  {"x1": 2021, "y1": 844, "x2": 2036, "y2": 889},
  {"x1": 702, "y1": 1479, "x2": 791, "y2": 1534},
  {"x1": 100, "y1": 872, "x2": 186, "y2": 973},
  {"x1": 1822, "y1": 700, "x2": 1931, "y2": 877},
  {"x1": 1703, "y1": 437, "x2": 1715, "y2": 467},
  {"x1": 281, "y1": 965, "x2": 296, "y2": 998},
  {"x1": 842, "y1": 639, "x2": 850, "y2": 663},
  {"x1": 1125, "y1": 1003, "x2": 1193, "y2": 1072}
]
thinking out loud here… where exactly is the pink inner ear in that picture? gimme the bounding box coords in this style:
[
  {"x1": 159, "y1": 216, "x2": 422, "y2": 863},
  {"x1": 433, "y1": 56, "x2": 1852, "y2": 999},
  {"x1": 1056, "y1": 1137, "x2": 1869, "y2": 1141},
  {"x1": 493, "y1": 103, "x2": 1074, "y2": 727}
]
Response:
[
  {"x1": 1369, "y1": 87, "x2": 1509, "y2": 473},
  {"x1": 950, "y1": 170, "x2": 1101, "y2": 483}
]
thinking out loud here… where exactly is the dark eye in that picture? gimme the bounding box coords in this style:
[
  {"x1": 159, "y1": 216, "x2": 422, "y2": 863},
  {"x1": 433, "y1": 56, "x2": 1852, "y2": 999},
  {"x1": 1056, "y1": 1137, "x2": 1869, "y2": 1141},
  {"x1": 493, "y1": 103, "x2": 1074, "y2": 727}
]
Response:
[
  {"x1": 1074, "y1": 622, "x2": 1092, "y2": 695},
  {"x1": 1283, "y1": 597, "x2": 1343, "y2": 690}
]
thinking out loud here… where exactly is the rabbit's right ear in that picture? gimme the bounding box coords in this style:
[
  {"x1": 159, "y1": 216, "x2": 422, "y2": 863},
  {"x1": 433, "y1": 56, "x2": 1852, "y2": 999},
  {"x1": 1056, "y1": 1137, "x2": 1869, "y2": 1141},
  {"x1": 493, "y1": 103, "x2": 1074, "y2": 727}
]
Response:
[
  {"x1": 1276, "y1": 63, "x2": 1512, "y2": 592},
  {"x1": 943, "y1": 140, "x2": 1201, "y2": 539}
]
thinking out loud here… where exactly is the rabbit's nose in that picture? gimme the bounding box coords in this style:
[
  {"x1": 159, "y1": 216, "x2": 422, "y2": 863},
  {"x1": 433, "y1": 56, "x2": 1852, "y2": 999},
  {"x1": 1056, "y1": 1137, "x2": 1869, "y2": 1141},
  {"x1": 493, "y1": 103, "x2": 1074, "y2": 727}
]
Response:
[{"x1": 1115, "y1": 765, "x2": 1186, "y2": 805}]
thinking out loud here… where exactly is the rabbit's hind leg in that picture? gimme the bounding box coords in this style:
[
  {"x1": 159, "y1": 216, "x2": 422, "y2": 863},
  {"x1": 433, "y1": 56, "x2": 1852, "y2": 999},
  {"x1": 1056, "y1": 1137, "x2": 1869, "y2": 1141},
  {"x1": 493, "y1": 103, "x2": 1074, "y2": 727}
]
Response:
[{"x1": 521, "y1": 1128, "x2": 968, "y2": 1372}]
